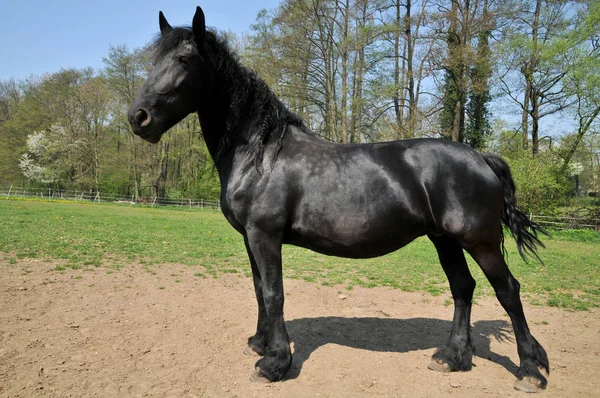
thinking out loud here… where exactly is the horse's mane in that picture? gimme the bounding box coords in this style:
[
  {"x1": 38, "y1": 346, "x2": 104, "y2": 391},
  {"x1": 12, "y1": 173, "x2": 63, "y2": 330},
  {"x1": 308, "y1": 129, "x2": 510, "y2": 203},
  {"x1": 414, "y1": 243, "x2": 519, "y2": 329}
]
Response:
[{"x1": 151, "y1": 27, "x2": 304, "y2": 172}]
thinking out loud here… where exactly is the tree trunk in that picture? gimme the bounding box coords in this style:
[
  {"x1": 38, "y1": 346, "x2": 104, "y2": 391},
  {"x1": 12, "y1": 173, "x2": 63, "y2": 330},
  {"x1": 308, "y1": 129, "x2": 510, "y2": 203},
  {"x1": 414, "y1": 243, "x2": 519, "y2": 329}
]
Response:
[
  {"x1": 560, "y1": 108, "x2": 600, "y2": 174},
  {"x1": 129, "y1": 132, "x2": 141, "y2": 200},
  {"x1": 405, "y1": 0, "x2": 416, "y2": 138},
  {"x1": 527, "y1": 0, "x2": 542, "y2": 154},
  {"x1": 351, "y1": 0, "x2": 367, "y2": 143},
  {"x1": 339, "y1": 0, "x2": 350, "y2": 143},
  {"x1": 521, "y1": 80, "x2": 530, "y2": 149},
  {"x1": 393, "y1": 1, "x2": 406, "y2": 137},
  {"x1": 531, "y1": 90, "x2": 540, "y2": 155},
  {"x1": 441, "y1": 0, "x2": 460, "y2": 140}
]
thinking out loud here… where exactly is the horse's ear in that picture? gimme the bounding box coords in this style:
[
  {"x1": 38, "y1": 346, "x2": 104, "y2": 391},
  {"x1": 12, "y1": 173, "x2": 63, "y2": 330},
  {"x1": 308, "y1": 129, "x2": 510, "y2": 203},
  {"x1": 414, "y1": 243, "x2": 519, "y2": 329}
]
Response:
[
  {"x1": 192, "y1": 6, "x2": 206, "y2": 43},
  {"x1": 159, "y1": 11, "x2": 172, "y2": 35}
]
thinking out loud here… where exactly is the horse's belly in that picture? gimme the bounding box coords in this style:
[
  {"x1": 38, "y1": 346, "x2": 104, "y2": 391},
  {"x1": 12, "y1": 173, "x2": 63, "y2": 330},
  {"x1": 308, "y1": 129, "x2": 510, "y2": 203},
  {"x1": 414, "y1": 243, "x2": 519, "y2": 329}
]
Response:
[{"x1": 285, "y1": 215, "x2": 425, "y2": 259}]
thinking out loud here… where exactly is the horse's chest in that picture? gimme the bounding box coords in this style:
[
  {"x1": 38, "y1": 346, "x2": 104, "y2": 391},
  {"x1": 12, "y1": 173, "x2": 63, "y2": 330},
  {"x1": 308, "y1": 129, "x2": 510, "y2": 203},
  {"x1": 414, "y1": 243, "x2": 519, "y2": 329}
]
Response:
[
  {"x1": 219, "y1": 177, "x2": 259, "y2": 234},
  {"x1": 219, "y1": 195, "x2": 245, "y2": 234}
]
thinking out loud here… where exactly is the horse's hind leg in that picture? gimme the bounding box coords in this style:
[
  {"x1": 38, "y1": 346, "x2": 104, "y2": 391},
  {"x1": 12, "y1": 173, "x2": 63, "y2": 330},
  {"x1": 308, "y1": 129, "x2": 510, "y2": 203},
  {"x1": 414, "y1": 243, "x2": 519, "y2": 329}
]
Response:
[
  {"x1": 428, "y1": 234, "x2": 476, "y2": 372},
  {"x1": 244, "y1": 238, "x2": 268, "y2": 357},
  {"x1": 467, "y1": 243, "x2": 549, "y2": 392}
]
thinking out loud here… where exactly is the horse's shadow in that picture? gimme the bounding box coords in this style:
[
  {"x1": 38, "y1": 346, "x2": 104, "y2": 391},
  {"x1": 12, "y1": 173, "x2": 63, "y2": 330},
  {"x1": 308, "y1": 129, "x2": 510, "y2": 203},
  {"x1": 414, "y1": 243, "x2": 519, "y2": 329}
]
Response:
[{"x1": 285, "y1": 317, "x2": 517, "y2": 379}]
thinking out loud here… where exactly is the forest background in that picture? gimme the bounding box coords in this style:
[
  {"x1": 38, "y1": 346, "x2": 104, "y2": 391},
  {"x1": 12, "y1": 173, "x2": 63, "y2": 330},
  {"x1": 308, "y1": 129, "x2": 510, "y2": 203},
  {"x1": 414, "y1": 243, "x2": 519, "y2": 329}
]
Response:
[{"x1": 1, "y1": 0, "x2": 599, "y2": 216}]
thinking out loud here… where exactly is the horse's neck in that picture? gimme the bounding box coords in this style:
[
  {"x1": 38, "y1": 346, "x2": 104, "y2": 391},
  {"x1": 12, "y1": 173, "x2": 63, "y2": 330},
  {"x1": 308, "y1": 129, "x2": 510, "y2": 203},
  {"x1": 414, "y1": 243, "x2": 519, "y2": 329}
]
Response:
[
  {"x1": 196, "y1": 62, "x2": 266, "y2": 163},
  {"x1": 196, "y1": 91, "x2": 255, "y2": 184},
  {"x1": 196, "y1": 68, "x2": 237, "y2": 161},
  {"x1": 195, "y1": 52, "x2": 299, "y2": 178},
  {"x1": 197, "y1": 110, "x2": 224, "y2": 161}
]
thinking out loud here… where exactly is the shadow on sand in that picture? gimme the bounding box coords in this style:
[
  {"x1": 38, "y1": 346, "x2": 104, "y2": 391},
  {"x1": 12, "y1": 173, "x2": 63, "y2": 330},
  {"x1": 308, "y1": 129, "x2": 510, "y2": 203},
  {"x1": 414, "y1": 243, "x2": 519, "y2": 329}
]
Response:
[{"x1": 284, "y1": 317, "x2": 517, "y2": 380}]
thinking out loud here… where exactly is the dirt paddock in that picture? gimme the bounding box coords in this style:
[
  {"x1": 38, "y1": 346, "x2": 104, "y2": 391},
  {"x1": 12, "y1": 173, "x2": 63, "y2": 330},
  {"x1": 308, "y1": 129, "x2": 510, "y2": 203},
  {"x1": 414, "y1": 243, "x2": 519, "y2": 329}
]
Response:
[{"x1": 1, "y1": 259, "x2": 598, "y2": 397}]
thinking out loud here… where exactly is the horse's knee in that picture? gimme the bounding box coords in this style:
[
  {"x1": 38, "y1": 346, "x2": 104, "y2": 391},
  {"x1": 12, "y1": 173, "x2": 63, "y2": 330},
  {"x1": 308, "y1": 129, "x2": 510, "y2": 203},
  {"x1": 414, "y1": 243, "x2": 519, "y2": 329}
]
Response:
[
  {"x1": 262, "y1": 290, "x2": 284, "y2": 315},
  {"x1": 449, "y1": 274, "x2": 476, "y2": 304}
]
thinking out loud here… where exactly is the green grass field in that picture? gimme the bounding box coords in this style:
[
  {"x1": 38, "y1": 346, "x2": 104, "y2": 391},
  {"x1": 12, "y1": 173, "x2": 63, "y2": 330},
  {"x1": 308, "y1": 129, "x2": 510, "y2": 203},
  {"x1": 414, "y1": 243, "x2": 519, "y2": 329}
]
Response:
[{"x1": 1, "y1": 198, "x2": 599, "y2": 310}]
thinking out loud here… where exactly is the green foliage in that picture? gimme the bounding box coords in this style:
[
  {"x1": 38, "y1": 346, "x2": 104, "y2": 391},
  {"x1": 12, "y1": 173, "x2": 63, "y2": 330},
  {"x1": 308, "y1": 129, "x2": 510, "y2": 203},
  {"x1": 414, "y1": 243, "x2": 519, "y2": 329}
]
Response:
[
  {"x1": 197, "y1": 165, "x2": 221, "y2": 201},
  {"x1": 489, "y1": 127, "x2": 572, "y2": 214},
  {"x1": 2, "y1": 69, "x2": 113, "y2": 191},
  {"x1": 439, "y1": 71, "x2": 459, "y2": 140},
  {"x1": 503, "y1": 148, "x2": 570, "y2": 215},
  {"x1": 464, "y1": 28, "x2": 492, "y2": 150},
  {"x1": 0, "y1": 47, "x2": 219, "y2": 201},
  {"x1": 19, "y1": 126, "x2": 82, "y2": 186},
  {"x1": 464, "y1": 88, "x2": 491, "y2": 149}
]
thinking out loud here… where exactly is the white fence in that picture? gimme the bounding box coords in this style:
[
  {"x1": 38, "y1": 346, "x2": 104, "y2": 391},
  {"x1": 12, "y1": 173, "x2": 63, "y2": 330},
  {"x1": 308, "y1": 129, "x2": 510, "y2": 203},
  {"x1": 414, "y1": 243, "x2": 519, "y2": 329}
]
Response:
[
  {"x1": 530, "y1": 214, "x2": 600, "y2": 232},
  {"x1": 2, "y1": 185, "x2": 599, "y2": 230},
  {"x1": 0, "y1": 185, "x2": 220, "y2": 210}
]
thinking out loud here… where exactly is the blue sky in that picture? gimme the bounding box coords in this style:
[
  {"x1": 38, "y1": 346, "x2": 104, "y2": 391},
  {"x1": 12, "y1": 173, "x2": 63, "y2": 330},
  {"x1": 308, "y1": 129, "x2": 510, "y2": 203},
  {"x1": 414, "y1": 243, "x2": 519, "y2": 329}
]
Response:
[{"x1": 0, "y1": 0, "x2": 281, "y2": 80}]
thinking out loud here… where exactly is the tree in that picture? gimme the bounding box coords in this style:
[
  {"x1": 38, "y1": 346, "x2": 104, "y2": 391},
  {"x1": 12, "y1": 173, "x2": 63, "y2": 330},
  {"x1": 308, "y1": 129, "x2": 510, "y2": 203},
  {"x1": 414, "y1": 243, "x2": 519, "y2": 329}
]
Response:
[
  {"x1": 437, "y1": 0, "x2": 500, "y2": 145},
  {"x1": 490, "y1": 124, "x2": 570, "y2": 214},
  {"x1": 13, "y1": 69, "x2": 113, "y2": 191},
  {"x1": 558, "y1": 0, "x2": 600, "y2": 174},
  {"x1": 439, "y1": 0, "x2": 464, "y2": 142},
  {"x1": 498, "y1": 0, "x2": 580, "y2": 155},
  {"x1": 464, "y1": 0, "x2": 492, "y2": 149},
  {"x1": 103, "y1": 45, "x2": 148, "y2": 198},
  {"x1": 0, "y1": 78, "x2": 24, "y2": 185}
]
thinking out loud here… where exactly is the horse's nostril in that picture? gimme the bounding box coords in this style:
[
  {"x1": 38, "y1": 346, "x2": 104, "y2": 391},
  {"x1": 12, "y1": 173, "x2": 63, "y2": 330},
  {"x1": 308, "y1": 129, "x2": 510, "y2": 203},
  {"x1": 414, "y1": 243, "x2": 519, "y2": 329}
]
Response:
[{"x1": 135, "y1": 109, "x2": 151, "y2": 127}]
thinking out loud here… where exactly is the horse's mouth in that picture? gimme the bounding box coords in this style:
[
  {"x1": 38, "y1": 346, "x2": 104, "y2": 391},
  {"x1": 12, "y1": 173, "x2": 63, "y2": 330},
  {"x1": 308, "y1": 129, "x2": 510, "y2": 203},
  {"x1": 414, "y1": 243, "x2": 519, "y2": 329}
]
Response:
[
  {"x1": 135, "y1": 130, "x2": 162, "y2": 144},
  {"x1": 142, "y1": 134, "x2": 162, "y2": 144}
]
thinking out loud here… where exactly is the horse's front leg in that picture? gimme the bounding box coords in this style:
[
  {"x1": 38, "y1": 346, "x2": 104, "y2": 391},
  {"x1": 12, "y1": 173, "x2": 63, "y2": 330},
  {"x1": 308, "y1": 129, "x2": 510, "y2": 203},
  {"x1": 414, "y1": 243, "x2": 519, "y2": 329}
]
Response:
[
  {"x1": 244, "y1": 238, "x2": 268, "y2": 356},
  {"x1": 427, "y1": 234, "x2": 476, "y2": 372},
  {"x1": 245, "y1": 229, "x2": 292, "y2": 382}
]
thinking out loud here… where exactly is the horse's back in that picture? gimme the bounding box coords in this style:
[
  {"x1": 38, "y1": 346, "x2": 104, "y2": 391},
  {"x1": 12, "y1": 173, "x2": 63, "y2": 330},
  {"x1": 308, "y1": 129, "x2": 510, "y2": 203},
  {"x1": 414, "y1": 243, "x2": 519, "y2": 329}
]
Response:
[{"x1": 265, "y1": 131, "x2": 503, "y2": 257}]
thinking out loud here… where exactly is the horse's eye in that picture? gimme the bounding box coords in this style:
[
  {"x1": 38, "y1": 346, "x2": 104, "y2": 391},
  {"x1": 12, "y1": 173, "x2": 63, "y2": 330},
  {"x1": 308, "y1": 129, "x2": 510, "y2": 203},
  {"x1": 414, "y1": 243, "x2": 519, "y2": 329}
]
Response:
[{"x1": 178, "y1": 56, "x2": 189, "y2": 65}]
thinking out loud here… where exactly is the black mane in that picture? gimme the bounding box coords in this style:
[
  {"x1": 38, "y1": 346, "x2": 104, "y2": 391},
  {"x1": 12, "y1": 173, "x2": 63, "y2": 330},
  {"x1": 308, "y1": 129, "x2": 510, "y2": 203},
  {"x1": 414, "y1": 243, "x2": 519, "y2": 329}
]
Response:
[{"x1": 151, "y1": 27, "x2": 304, "y2": 171}]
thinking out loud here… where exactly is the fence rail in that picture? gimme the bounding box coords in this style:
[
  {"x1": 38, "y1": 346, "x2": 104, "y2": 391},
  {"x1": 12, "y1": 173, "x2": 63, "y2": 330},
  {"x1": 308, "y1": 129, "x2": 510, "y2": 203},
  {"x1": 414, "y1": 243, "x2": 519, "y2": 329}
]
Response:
[
  {"x1": 2, "y1": 186, "x2": 599, "y2": 230},
  {"x1": 530, "y1": 214, "x2": 600, "y2": 231},
  {"x1": 0, "y1": 186, "x2": 220, "y2": 210}
]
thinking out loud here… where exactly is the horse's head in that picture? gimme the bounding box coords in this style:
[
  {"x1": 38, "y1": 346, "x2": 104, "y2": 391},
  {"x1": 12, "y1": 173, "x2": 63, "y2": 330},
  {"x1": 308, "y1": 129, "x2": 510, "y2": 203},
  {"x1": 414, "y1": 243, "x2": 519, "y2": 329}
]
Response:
[{"x1": 128, "y1": 7, "x2": 212, "y2": 143}]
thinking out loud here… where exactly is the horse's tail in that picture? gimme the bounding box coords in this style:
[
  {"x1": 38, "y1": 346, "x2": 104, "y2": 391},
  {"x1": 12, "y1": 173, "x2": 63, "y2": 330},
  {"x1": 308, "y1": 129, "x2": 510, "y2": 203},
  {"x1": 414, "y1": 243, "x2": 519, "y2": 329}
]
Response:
[{"x1": 482, "y1": 153, "x2": 547, "y2": 263}]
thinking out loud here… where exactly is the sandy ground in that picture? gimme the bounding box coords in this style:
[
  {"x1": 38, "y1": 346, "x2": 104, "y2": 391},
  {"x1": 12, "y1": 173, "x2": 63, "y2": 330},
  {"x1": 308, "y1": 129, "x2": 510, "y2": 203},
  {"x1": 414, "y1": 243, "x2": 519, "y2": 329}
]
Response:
[{"x1": 1, "y1": 258, "x2": 599, "y2": 397}]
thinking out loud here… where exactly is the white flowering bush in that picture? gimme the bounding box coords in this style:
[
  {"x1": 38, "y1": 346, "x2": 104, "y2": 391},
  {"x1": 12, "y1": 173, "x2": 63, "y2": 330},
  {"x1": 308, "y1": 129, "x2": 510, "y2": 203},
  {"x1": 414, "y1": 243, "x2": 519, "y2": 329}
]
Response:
[{"x1": 19, "y1": 125, "x2": 84, "y2": 186}]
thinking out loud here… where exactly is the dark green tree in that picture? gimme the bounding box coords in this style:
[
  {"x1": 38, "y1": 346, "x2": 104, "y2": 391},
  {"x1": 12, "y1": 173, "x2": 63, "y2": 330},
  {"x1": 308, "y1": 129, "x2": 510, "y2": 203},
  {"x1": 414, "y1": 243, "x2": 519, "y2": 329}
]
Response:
[{"x1": 464, "y1": 19, "x2": 492, "y2": 150}]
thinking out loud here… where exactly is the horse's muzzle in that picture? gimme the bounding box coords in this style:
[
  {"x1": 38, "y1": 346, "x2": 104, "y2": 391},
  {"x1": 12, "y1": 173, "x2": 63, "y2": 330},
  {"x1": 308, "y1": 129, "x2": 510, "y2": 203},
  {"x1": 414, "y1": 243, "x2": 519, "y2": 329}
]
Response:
[{"x1": 128, "y1": 107, "x2": 161, "y2": 143}]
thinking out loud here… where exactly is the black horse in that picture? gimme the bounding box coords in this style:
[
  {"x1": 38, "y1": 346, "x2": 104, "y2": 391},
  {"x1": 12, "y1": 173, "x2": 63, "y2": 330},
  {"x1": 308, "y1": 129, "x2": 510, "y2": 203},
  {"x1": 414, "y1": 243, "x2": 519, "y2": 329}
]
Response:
[{"x1": 128, "y1": 7, "x2": 549, "y2": 392}]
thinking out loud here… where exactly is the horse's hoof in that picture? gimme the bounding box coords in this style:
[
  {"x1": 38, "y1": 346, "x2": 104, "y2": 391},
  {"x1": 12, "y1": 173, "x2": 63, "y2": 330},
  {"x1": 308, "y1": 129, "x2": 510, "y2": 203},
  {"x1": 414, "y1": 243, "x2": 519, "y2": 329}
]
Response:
[
  {"x1": 514, "y1": 376, "x2": 546, "y2": 393},
  {"x1": 243, "y1": 344, "x2": 260, "y2": 357},
  {"x1": 249, "y1": 367, "x2": 271, "y2": 383},
  {"x1": 428, "y1": 358, "x2": 452, "y2": 373}
]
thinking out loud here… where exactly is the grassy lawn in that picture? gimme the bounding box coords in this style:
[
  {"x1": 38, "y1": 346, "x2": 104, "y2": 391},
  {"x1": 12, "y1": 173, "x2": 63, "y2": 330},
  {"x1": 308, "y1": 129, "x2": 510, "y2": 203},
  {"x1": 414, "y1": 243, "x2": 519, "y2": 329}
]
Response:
[{"x1": 1, "y1": 198, "x2": 599, "y2": 310}]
